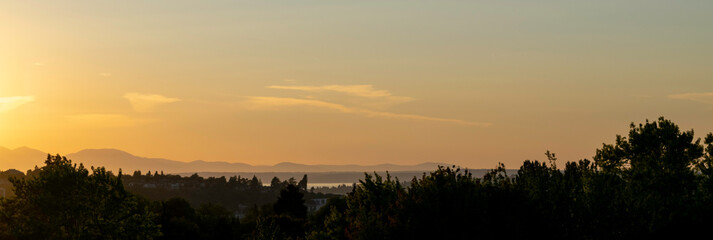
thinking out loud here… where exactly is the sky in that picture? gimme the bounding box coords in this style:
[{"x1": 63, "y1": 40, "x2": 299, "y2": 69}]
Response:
[{"x1": 1, "y1": 1, "x2": 713, "y2": 168}]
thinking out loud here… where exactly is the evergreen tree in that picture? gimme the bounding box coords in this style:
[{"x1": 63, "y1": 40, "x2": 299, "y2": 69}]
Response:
[
  {"x1": 274, "y1": 184, "x2": 307, "y2": 219},
  {"x1": 298, "y1": 174, "x2": 308, "y2": 192},
  {"x1": 0, "y1": 154, "x2": 160, "y2": 239}
]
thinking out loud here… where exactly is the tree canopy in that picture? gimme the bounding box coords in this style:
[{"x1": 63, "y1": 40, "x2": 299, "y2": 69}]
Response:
[
  {"x1": 0, "y1": 154, "x2": 160, "y2": 240},
  {"x1": 307, "y1": 117, "x2": 713, "y2": 239},
  {"x1": 2, "y1": 117, "x2": 713, "y2": 239}
]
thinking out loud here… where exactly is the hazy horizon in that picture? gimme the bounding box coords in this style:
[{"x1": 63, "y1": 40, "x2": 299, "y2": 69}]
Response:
[
  {"x1": 0, "y1": 146, "x2": 467, "y2": 174},
  {"x1": 2, "y1": 1, "x2": 713, "y2": 169}
]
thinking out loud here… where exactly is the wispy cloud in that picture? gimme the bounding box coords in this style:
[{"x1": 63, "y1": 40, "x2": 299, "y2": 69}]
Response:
[
  {"x1": 244, "y1": 97, "x2": 492, "y2": 127},
  {"x1": 0, "y1": 96, "x2": 35, "y2": 112},
  {"x1": 668, "y1": 92, "x2": 713, "y2": 105},
  {"x1": 124, "y1": 93, "x2": 181, "y2": 112},
  {"x1": 268, "y1": 85, "x2": 395, "y2": 98},
  {"x1": 245, "y1": 97, "x2": 351, "y2": 112},
  {"x1": 267, "y1": 84, "x2": 415, "y2": 107},
  {"x1": 65, "y1": 114, "x2": 155, "y2": 128}
]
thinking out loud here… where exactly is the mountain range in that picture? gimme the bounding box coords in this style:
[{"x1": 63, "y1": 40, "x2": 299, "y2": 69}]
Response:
[{"x1": 0, "y1": 146, "x2": 451, "y2": 174}]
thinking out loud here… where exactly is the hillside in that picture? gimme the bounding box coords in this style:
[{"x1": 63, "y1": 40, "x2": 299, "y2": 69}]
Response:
[{"x1": 0, "y1": 147, "x2": 455, "y2": 174}]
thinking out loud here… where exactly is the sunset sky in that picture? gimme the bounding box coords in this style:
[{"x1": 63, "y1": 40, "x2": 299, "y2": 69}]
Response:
[{"x1": 1, "y1": 1, "x2": 712, "y2": 168}]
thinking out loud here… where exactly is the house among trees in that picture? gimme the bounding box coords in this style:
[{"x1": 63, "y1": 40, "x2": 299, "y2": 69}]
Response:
[{"x1": 307, "y1": 198, "x2": 328, "y2": 212}]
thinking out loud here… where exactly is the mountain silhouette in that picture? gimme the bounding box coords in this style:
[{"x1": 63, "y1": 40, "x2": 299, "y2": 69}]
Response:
[
  {"x1": 0, "y1": 147, "x2": 47, "y2": 171},
  {"x1": 0, "y1": 147, "x2": 451, "y2": 174}
]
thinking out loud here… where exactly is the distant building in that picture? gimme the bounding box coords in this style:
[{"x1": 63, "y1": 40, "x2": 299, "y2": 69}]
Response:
[
  {"x1": 307, "y1": 198, "x2": 328, "y2": 212},
  {"x1": 235, "y1": 204, "x2": 251, "y2": 220},
  {"x1": 234, "y1": 211, "x2": 245, "y2": 220}
]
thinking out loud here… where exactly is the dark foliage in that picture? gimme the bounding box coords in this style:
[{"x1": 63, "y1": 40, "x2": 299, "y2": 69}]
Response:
[
  {"x1": 274, "y1": 184, "x2": 308, "y2": 219},
  {"x1": 2, "y1": 117, "x2": 712, "y2": 239},
  {"x1": 306, "y1": 117, "x2": 713, "y2": 239},
  {"x1": 152, "y1": 198, "x2": 241, "y2": 240},
  {"x1": 0, "y1": 155, "x2": 160, "y2": 240}
]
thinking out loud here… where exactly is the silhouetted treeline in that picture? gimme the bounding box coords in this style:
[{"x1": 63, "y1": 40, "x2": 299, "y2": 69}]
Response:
[
  {"x1": 119, "y1": 171, "x2": 333, "y2": 215},
  {"x1": 2, "y1": 117, "x2": 713, "y2": 239},
  {"x1": 0, "y1": 156, "x2": 160, "y2": 239},
  {"x1": 309, "y1": 184, "x2": 356, "y2": 195},
  {"x1": 303, "y1": 117, "x2": 713, "y2": 239}
]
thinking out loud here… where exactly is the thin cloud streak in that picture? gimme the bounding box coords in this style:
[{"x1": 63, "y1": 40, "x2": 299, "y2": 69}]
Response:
[
  {"x1": 124, "y1": 93, "x2": 181, "y2": 112},
  {"x1": 245, "y1": 97, "x2": 492, "y2": 127},
  {"x1": 0, "y1": 96, "x2": 35, "y2": 112},
  {"x1": 268, "y1": 85, "x2": 393, "y2": 98},
  {"x1": 65, "y1": 114, "x2": 155, "y2": 128},
  {"x1": 668, "y1": 92, "x2": 713, "y2": 105},
  {"x1": 267, "y1": 84, "x2": 415, "y2": 105},
  {"x1": 245, "y1": 97, "x2": 352, "y2": 112}
]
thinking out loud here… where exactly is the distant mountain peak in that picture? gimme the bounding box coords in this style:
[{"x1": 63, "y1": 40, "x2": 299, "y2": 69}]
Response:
[
  {"x1": 12, "y1": 146, "x2": 44, "y2": 152},
  {"x1": 2, "y1": 147, "x2": 457, "y2": 174},
  {"x1": 0, "y1": 146, "x2": 48, "y2": 171},
  {"x1": 274, "y1": 162, "x2": 306, "y2": 167},
  {"x1": 73, "y1": 148, "x2": 136, "y2": 157}
]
